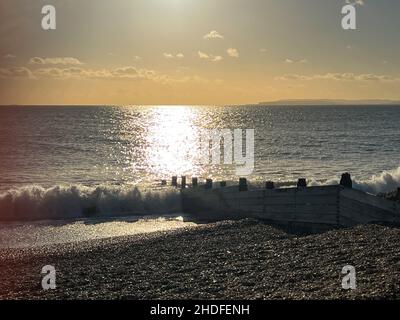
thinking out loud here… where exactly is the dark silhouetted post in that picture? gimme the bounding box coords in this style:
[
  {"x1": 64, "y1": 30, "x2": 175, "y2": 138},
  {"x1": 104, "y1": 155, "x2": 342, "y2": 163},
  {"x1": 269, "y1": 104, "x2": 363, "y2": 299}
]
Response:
[
  {"x1": 192, "y1": 177, "x2": 198, "y2": 188},
  {"x1": 181, "y1": 176, "x2": 186, "y2": 189},
  {"x1": 297, "y1": 178, "x2": 307, "y2": 187},
  {"x1": 239, "y1": 178, "x2": 248, "y2": 192},
  {"x1": 340, "y1": 173, "x2": 353, "y2": 188},
  {"x1": 172, "y1": 176, "x2": 178, "y2": 187},
  {"x1": 205, "y1": 179, "x2": 213, "y2": 189},
  {"x1": 265, "y1": 181, "x2": 275, "y2": 190}
]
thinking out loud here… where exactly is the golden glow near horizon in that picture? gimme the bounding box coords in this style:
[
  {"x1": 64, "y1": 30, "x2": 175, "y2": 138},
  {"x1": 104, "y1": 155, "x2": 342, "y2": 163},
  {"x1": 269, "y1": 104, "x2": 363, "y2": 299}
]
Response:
[{"x1": 0, "y1": 0, "x2": 400, "y2": 105}]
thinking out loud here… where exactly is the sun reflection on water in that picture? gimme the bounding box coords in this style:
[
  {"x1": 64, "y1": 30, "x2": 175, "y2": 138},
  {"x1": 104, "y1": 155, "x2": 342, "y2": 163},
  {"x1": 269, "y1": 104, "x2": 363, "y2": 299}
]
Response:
[{"x1": 145, "y1": 106, "x2": 204, "y2": 179}]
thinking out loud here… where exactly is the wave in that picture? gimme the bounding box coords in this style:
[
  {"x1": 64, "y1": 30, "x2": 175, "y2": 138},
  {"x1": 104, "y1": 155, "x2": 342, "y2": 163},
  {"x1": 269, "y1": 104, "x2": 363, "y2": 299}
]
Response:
[
  {"x1": 0, "y1": 185, "x2": 182, "y2": 221},
  {"x1": 354, "y1": 166, "x2": 400, "y2": 194},
  {"x1": 308, "y1": 166, "x2": 400, "y2": 194},
  {"x1": 1, "y1": 166, "x2": 400, "y2": 222}
]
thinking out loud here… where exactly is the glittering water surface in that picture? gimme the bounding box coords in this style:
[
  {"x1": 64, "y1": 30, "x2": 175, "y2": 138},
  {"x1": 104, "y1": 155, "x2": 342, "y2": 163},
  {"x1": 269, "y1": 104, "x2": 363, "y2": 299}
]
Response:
[
  {"x1": 1, "y1": 105, "x2": 400, "y2": 190},
  {"x1": 0, "y1": 215, "x2": 196, "y2": 248},
  {"x1": 1, "y1": 105, "x2": 400, "y2": 226}
]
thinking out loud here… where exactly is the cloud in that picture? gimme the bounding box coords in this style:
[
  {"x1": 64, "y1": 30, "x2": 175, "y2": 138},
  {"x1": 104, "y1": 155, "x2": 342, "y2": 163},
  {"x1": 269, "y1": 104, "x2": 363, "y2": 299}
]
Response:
[
  {"x1": 163, "y1": 53, "x2": 185, "y2": 59},
  {"x1": 212, "y1": 56, "x2": 223, "y2": 62},
  {"x1": 0, "y1": 64, "x2": 218, "y2": 87},
  {"x1": 285, "y1": 58, "x2": 307, "y2": 64},
  {"x1": 198, "y1": 51, "x2": 223, "y2": 62},
  {"x1": 345, "y1": 0, "x2": 364, "y2": 6},
  {"x1": 0, "y1": 67, "x2": 34, "y2": 79},
  {"x1": 227, "y1": 48, "x2": 239, "y2": 58},
  {"x1": 198, "y1": 51, "x2": 210, "y2": 59},
  {"x1": 29, "y1": 57, "x2": 83, "y2": 65},
  {"x1": 163, "y1": 53, "x2": 174, "y2": 59},
  {"x1": 3, "y1": 54, "x2": 16, "y2": 59},
  {"x1": 275, "y1": 72, "x2": 398, "y2": 82},
  {"x1": 203, "y1": 30, "x2": 224, "y2": 40}
]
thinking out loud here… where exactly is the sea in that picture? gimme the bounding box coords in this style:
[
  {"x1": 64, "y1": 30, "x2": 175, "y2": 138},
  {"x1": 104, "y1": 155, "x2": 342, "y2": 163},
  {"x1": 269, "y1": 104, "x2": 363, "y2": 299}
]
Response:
[{"x1": 1, "y1": 105, "x2": 399, "y2": 247}]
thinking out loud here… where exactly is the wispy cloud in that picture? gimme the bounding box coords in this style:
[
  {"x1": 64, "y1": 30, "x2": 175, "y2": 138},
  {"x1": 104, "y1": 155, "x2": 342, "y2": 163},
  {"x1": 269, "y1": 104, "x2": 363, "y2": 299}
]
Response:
[
  {"x1": 3, "y1": 54, "x2": 16, "y2": 59},
  {"x1": 0, "y1": 67, "x2": 34, "y2": 79},
  {"x1": 275, "y1": 72, "x2": 397, "y2": 82},
  {"x1": 29, "y1": 57, "x2": 83, "y2": 65},
  {"x1": 198, "y1": 51, "x2": 223, "y2": 62},
  {"x1": 345, "y1": 0, "x2": 365, "y2": 6},
  {"x1": 203, "y1": 30, "x2": 224, "y2": 40},
  {"x1": 163, "y1": 53, "x2": 184, "y2": 59},
  {"x1": 212, "y1": 56, "x2": 223, "y2": 62},
  {"x1": 163, "y1": 53, "x2": 174, "y2": 59},
  {"x1": 285, "y1": 58, "x2": 307, "y2": 64},
  {"x1": 0, "y1": 64, "x2": 219, "y2": 86},
  {"x1": 227, "y1": 48, "x2": 239, "y2": 58},
  {"x1": 198, "y1": 51, "x2": 210, "y2": 59}
]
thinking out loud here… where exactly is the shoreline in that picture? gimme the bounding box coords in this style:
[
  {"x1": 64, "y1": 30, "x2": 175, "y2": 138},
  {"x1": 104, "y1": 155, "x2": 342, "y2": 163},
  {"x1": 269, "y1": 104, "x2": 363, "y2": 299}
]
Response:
[{"x1": 0, "y1": 219, "x2": 399, "y2": 300}]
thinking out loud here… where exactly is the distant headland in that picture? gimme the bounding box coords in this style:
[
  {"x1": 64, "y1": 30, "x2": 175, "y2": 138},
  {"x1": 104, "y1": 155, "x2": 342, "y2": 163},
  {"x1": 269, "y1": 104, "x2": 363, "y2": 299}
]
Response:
[{"x1": 258, "y1": 99, "x2": 400, "y2": 106}]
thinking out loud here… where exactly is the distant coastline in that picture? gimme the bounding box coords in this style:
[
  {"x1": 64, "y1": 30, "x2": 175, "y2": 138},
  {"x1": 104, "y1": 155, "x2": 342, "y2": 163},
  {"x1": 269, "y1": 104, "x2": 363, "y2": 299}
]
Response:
[{"x1": 257, "y1": 99, "x2": 400, "y2": 106}]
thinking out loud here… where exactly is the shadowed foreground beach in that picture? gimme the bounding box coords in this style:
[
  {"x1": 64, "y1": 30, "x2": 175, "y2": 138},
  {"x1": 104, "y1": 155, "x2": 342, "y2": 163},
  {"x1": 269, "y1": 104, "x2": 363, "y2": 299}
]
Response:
[{"x1": 0, "y1": 220, "x2": 399, "y2": 300}]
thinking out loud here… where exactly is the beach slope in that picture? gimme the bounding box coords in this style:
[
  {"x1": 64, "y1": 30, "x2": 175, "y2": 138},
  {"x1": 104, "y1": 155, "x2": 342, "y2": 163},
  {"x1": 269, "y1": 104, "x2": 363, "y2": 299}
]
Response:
[{"x1": 0, "y1": 220, "x2": 399, "y2": 299}]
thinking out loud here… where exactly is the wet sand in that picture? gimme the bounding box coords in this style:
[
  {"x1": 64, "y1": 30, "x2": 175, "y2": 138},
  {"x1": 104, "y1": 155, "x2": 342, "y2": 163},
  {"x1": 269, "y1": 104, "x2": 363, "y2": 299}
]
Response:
[{"x1": 0, "y1": 219, "x2": 399, "y2": 300}]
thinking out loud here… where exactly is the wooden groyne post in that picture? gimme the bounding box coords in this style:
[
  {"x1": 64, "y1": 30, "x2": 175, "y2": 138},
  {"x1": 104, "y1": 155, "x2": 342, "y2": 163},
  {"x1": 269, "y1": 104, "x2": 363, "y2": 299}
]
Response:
[
  {"x1": 181, "y1": 176, "x2": 187, "y2": 189},
  {"x1": 239, "y1": 178, "x2": 248, "y2": 192},
  {"x1": 266, "y1": 181, "x2": 275, "y2": 190},
  {"x1": 297, "y1": 178, "x2": 307, "y2": 187},
  {"x1": 340, "y1": 173, "x2": 353, "y2": 188}
]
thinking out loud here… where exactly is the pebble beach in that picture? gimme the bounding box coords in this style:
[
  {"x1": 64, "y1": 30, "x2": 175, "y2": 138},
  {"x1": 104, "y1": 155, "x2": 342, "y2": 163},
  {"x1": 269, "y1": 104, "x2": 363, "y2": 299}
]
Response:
[{"x1": 0, "y1": 220, "x2": 399, "y2": 300}]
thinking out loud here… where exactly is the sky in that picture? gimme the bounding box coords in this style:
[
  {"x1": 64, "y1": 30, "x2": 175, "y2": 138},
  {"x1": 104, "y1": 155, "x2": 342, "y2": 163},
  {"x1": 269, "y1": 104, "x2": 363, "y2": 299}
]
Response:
[{"x1": 0, "y1": 0, "x2": 399, "y2": 105}]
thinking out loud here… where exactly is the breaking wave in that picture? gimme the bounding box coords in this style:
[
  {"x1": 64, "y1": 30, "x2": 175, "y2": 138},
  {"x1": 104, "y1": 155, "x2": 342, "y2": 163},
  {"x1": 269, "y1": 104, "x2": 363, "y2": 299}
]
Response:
[
  {"x1": 309, "y1": 166, "x2": 400, "y2": 194},
  {"x1": 0, "y1": 185, "x2": 182, "y2": 221},
  {"x1": 1, "y1": 166, "x2": 400, "y2": 222}
]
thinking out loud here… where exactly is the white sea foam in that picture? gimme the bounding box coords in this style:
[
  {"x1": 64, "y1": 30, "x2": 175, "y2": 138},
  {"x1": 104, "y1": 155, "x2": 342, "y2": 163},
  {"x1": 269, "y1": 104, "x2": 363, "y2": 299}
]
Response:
[
  {"x1": 1, "y1": 166, "x2": 399, "y2": 221},
  {"x1": 0, "y1": 185, "x2": 181, "y2": 221},
  {"x1": 308, "y1": 166, "x2": 400, "y2": 194},
  {"x1": 354, "y1": 166, "x2": 400, "y2": 194}
]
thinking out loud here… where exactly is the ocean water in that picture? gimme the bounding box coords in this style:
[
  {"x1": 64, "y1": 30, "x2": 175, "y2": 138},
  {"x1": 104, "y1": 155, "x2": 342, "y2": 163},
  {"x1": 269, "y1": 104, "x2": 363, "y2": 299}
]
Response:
[{"x1": 1, "y1": 105, "x2": 400, "y2": 222}]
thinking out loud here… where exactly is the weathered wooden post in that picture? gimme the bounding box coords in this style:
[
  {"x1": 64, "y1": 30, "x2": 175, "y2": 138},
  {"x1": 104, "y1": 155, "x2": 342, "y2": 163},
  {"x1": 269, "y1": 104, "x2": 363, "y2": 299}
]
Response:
[
  {"x1": 161, "y1": 180, "x2": 167, "y2": 186},
  {"x1": 220, "y1": 181, "x2": 227, "y2": 188},
  {"x1": 340, "y1": 172, "x2": 353, "y2": 188},
  {"x1": 265, "y1": 181, "x2": 275, "y2": 190},
  {"x1": 205, "y1": 179, "x2": 213, "y2": 189},
  {"x1": 181, "y1": 176, "x2": 186, "y2": 189},
  {"x1": 297, "y1": 178, "x2": 307, "y2": 187},
  {"x1": 239, "y1": 178, "x2": 248, "y2": 192},
  {"x1": 172, "y1": 176, "x2": 178, "y2": 187},
  {"x1": 192, "y1": 177, "x2": 198, "y2": 188}
]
